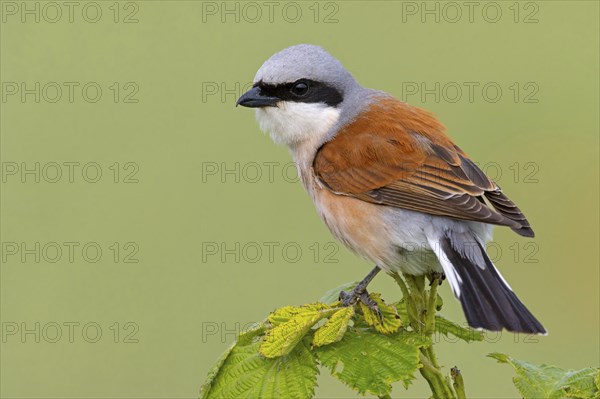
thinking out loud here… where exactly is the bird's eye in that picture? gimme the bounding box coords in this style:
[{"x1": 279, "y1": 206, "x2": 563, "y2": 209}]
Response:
[{"x1": 290, "y1": 81, "x2": 309, "y2": 97}]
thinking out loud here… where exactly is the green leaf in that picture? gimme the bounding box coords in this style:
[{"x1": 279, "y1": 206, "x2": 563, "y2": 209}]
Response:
[
  {"x1": 316, "y1": 327, "x2": 430, "y2": 396},
  {"x1": 489, "y1": 353, "x2": 600, "y2": 399},
  {"x1": 266, "y1": 302, "x2": 331, "y2": 326},
  {"x1": 199, "y1": 324, "x2": 260, "y2": 398},
  {"x1": 435, "y1": 315, "x2": 484, "y2": 342},
  {"x1": 313, "y1": 306, "x2": 355, "y2": 347},
  {"x1": 320, "y1": 281, "x2": 360, "y2": 304},
  {"x1": 435, "y1": 294, "x2": 443, "y2": 311},
  {"x1": 201, "y1": 332, "x2": 318, "y2": 399},
  {"x1": 359, "y1": 293, "x2": 402, "y2": 334},
  {"x1": 261, "y1": 303, "x2": 336, "y2": 358},
  {"x1": 200, "y1": 323, "x2": 266, "y2": 399},
  {"x1": 392, "y1": 299, "x2": 410, "y2": 325},
  {"x1": 199, "y1": 341, "x2": 236, "y2": 399}
]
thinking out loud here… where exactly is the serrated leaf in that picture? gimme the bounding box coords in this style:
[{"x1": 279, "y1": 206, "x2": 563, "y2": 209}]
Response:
[
  {"x1": 267, "y1": 303, "x2": 331, "y2": 326},
  {"x1": 392, "y1": 299, "x2": 410, "y2": 325},
  {"x1": 200, "y1": 323, "x2": 265, "y2": 399},
  {"x1": 199, "y1": 342, "x2": 236, "y2": 399},
  {"x1": 313, "y1": 307, "x2": 355, "y2": 347},
  {"x1": 489, "y1": 353, "x2": 600, "y2": 399},
  {"x1": 316, "y1": 327, "x2": 430, "y2": 396},
  {"x1": 320, "y1": 281, "x2": 360, "y2": 304},
  {"x1": 359, "y1": 293, "x2": 402, "y2": 334},
  {"x1": 435, "y1": 315, "x2": 484, "y2": 342},
  {"x1": 261, "y1": 304, "x2": 336, "y2": 358},
  {"x1": 201, "y1": 334, "x2": 318, "y2": 399}
]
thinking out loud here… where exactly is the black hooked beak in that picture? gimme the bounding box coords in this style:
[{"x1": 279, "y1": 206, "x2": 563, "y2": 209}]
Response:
[{"x1": 236, "y1": 86, "x2": 279, "y2": 108}]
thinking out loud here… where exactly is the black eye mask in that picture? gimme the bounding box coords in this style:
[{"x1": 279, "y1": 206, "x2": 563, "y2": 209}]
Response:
[{"x1": 255, "y1": 79, "x2": 343, "y2": 107}]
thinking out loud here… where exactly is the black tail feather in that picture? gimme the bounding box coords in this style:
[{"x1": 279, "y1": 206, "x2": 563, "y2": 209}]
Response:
[{"x1": 440, "y1": 236, "x2": 546, "y2": 334}]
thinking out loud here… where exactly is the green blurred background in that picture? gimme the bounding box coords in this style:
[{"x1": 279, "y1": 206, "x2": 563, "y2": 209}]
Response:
[{"x1": 0, "y1": 1, "x2": 598, "y2": 398}]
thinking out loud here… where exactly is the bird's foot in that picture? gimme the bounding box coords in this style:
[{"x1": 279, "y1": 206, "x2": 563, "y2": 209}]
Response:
[
  {"x1": 338, "y1": 284, "x2": 362, "y2": 306},
  {"x1": 339, "y1": 287, "x2": 383, "y2": 322},
  {"x1": 428, "y1": 271, "x2": 446, "y2": 286}
]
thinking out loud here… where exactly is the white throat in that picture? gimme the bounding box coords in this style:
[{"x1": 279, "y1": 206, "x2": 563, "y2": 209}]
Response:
[
  {"x1": 255, "y1": 101, "x2": 341, "y2": 147},
  {"x1": 256, "y1": 101, "x2": 341, "y2": 197}
]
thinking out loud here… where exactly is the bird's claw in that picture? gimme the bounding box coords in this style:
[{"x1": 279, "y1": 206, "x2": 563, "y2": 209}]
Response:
[
  {"x1": 360, "y1": 290, "x2": 384, "y2": 323},
  {"x1": 339, "y1": 287, "x2": 383, "y2": 323},
  {"x1": 428, "y1": 272, "x2": 446, "y2": 286},
  {"x1": 338, "y1": 289, "x2": 357, "y2": 306}
]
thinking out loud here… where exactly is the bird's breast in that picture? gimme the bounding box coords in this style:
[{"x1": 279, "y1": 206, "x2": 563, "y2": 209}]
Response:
[
  {"x1": 296, "y1": 165, "x2": 440, "y2": 276},
  {"x1": 306, "y1": 173, "x2": 400, "y2": 268},
  {"x1": 290, "y1": 135, "x2": 437, "y2": 275}
]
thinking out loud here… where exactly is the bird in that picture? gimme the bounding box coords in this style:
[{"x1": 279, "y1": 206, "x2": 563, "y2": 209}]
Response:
[{"x1": 236, "y1": 44, "x2": 546, "y2": 334}]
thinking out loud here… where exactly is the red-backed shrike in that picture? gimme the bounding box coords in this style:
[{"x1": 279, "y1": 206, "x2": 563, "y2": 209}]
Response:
[{"x1": 237, "y1": 44, "x2": 545, "y2": 334}]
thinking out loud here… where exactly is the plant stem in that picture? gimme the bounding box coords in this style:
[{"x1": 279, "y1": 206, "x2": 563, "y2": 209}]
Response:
[
  {"x1": 452, "y1": 367, "x2": 466, "y2": 399},
  {"x1": 425, "y1": 277, "x2": 439, "y2": 335},
  {"x1": 424, "y1": 278, "x2": 441, "y2": 369},
  {"x1": 394, "y1": 273, "x2": 464, "y2": 399},
  {"x1": 392, "y1": 274, "x2": 410, "y2": 298}
]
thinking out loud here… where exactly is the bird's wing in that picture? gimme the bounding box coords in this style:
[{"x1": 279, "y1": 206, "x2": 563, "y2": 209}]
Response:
[{"x1": 313, "y1": 97, "x2": 534, "y2": 237}]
